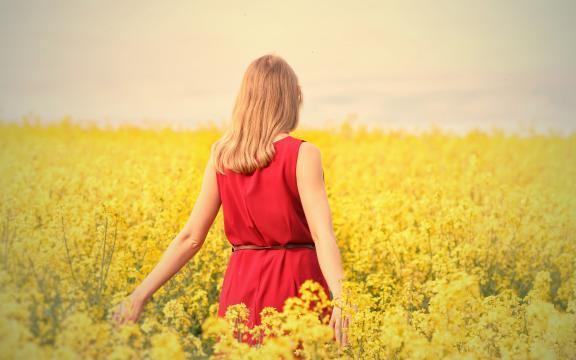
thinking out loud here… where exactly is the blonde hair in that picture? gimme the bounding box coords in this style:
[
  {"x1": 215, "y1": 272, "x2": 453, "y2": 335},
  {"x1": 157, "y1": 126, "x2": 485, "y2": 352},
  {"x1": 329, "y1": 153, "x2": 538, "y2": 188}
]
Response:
[{"x1": 210, "y1": 53, "x2": 303, "y2": 175}]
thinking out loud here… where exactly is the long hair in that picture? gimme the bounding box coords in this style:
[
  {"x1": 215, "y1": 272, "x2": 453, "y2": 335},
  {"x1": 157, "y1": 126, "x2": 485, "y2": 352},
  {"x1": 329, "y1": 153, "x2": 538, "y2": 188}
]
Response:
[{"x1": 210, "y1": 53, "x2": 303, "y2": 175}]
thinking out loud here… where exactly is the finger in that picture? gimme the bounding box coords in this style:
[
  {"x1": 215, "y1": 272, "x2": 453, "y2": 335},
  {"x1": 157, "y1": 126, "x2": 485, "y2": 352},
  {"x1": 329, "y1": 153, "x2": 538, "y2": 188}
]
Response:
[
  {"x1": 130, "y1": 313, "x2": 138, "y2": 323},
  {"x1": 115, "y1": 307, "x2": 123, "y2": 320},
  {"x1": 335, "y1": 321, "x2": 342, "y2": 345},
  {"x1": 128, "y1": 313, "x2": 136, "y2": 324},
  {"x1": 126, "y1": 303, "x2": 135, "y2": 322},
  {"x1": 116, "y1": 304, "x2": 125, "y2": 322}
]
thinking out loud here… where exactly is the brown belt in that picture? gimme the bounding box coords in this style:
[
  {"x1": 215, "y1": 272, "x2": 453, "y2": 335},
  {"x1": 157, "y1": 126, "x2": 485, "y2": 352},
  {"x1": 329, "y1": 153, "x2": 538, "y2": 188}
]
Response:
[{"x1": 231, "y1": 243, "x2": 315, "y2": 252}]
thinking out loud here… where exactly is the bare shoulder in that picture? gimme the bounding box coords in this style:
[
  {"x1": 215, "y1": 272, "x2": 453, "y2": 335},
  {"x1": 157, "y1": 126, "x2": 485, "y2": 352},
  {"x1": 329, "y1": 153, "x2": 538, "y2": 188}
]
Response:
[
  {"x1": 296, "y1": 141, "x2": 325, "y2": 196},
  {"x1": 297, "y1": 141, "x2": 323, "y2": 178},
  {"x1": 298, "y1": 141, "x2": 322, "y2": 163}
]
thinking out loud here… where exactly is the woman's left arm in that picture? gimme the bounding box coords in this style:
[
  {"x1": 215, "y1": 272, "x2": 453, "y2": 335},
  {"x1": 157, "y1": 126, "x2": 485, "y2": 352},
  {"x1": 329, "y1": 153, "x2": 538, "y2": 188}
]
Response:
[{"x1": 113, "y1": 157, "x2": 221, "y2": 324}]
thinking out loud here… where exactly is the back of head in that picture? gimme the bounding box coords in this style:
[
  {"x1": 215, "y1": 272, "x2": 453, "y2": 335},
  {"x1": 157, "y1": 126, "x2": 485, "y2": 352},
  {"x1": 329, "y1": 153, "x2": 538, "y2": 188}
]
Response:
[{"x1": 211, "y1": 53, "x2": 303, "y2": 175}]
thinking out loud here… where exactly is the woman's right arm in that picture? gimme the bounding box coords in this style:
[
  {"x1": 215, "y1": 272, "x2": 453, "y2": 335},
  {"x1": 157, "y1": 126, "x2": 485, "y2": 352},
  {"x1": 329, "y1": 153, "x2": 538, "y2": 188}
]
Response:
[{"x1": 296, "y1": 142, "x2": 349, "y2": 345}]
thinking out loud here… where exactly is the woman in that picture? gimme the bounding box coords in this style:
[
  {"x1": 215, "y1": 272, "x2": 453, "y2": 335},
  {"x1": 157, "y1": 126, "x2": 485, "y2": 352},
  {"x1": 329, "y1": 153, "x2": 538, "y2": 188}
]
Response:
[{"x1": 113, "y1": 53, "x2": 349, "y2": 347}]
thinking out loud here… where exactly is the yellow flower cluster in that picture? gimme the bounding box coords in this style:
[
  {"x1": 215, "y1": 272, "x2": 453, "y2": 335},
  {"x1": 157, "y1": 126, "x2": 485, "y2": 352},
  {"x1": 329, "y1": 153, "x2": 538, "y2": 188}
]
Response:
[
  {"x1": 0, "y1": 119, "x2": 574, "y2": 359},
  {"x1": 202, "y1": 280, "x2": 334, "y2": 358}
]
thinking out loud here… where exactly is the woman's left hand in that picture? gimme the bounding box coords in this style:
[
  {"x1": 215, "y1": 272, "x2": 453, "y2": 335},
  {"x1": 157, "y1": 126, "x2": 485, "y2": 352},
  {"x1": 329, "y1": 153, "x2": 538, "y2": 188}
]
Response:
[{"x1": 112, "y1": 293, "x2": 145, "y2": 327}]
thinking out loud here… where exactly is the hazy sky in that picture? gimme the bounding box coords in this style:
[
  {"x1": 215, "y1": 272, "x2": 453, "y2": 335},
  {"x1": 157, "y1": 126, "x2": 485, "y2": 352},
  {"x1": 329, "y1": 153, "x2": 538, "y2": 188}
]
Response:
[{"x1": 1, "y1": 0, "x2": 575, "y2": 134}]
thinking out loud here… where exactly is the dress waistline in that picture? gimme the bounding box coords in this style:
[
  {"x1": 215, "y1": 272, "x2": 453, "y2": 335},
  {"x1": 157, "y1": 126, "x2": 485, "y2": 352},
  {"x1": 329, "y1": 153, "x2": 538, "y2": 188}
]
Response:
[{"x1": 231, "y1": 243, "x2": 315, "y2": 252}]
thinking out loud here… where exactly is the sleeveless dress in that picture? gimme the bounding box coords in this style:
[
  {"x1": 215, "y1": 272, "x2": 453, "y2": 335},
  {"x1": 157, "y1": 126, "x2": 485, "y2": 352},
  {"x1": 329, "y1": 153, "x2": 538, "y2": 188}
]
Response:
[{"x1": 215, "y1": 134, "x2": 332, "y2": 346}]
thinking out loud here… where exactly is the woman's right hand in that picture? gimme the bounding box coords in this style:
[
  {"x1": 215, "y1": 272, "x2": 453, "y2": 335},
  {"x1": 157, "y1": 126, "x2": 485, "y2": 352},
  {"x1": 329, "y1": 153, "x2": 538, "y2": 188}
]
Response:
[
  {"x1": 112, "y1": 293, "x2": 145, "y2": 327},
  {"x1": 329, "y1": 301, "x2": 355, "y2": 347}
]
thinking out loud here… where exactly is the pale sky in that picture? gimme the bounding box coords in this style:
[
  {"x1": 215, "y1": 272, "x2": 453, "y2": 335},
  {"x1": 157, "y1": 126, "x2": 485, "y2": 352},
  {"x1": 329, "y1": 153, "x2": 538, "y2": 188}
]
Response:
[{"x1": 1, "y1": 0, "x2": 575, "y2": 134}]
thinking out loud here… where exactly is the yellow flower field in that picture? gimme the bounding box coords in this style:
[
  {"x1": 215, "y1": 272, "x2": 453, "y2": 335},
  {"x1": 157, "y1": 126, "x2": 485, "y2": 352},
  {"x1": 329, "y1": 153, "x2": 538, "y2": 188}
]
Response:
[{"x1": 0, "y1": 119, "x2": 575, "y2": 359}]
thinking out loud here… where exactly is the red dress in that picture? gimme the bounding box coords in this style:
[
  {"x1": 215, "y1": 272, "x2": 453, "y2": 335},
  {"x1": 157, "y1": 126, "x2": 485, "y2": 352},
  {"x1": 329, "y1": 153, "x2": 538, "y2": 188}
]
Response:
[{"x1": 215, "y1": 134, "x2": 332, "y2": 346}]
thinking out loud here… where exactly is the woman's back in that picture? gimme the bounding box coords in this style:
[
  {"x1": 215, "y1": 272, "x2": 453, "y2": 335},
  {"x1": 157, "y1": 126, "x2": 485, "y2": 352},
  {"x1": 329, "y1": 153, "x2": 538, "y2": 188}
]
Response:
[
  {"x1": 216, "y1": 134, "x2": 314, "y2": 247},
  {"x1": 216, "y1": 134, "x2": 331, "y2": 346}
]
